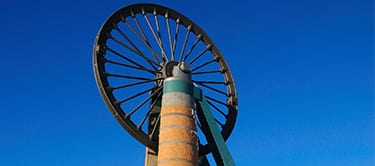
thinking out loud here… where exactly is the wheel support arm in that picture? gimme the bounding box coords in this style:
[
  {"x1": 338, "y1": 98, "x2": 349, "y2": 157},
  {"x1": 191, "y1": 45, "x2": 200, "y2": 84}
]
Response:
[{"x1": 194, "y1": 87, "x2": 235, "y2": 166}]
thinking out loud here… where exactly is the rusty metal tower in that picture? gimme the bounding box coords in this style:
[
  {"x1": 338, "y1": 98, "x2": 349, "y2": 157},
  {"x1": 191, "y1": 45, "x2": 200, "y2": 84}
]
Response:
[{"x1": 93, "y1": 3, "x2": 238, "y2": 166}]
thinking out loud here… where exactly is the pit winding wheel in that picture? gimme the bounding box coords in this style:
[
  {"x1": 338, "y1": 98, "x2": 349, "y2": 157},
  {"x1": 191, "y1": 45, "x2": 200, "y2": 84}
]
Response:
[{"x1": 93, "y1": 3, "x2": 238, "y2": 156}]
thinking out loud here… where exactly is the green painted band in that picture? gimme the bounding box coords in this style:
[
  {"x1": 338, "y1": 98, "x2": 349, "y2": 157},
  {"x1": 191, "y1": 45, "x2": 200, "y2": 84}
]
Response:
[{"x1": 163, "y1": 79, "x2": 193, "y2": 95}]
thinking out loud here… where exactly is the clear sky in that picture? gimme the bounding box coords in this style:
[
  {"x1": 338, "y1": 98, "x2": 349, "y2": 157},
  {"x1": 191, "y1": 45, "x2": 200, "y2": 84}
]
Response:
[{"x1": 0, "y1": 0, "x2": 373, "y2": 165}]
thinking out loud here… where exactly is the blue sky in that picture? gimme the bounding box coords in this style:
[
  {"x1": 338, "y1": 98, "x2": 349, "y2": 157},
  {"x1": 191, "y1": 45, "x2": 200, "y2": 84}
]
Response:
[{"x1": 0, "y1": 0, "x2": 373, "y2": 165}]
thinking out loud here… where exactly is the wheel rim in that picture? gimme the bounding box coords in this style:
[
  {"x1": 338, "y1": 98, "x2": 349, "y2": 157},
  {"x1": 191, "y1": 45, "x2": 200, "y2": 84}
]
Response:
[{"x1": 93, "y1": 3, "x2": 238, "y2": 155}]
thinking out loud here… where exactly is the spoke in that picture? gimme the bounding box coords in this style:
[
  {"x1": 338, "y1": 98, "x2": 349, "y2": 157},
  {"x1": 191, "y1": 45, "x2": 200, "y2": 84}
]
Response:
[
  {"x1": 191, "y1": 58, "x2": 217, "y2": 71},
  {"x1": 215, "y1": 118, "x2": 224, "y2": 127},
  {"x1": 189, "y1": 44, "x2": 212, "y2": 65},
  {"x1": 105, "y1": 72, "x2": 153, "y2": 81},
  {"x1": 126, "y1": 86, "x2": 163, "y2": 118},
  {"x1": 106, "y1": 47, "x2": 155, "y2": 74},
  {"x1": 194, "y1": 81, "x2": 226, "y2": 85},
  {"x1": 165, "y1": 12, "x2": 174, "y2": 61},
  {"x1": 207, "y1": 100, "x2": 227, "y2": 117},
  {"x1": 192, "y1": 70, "x2": 221, "y2": 75},
  {"x1": 130, "y1": 9, "x2": 148, "y2": 41},
  {"x1": 116, "y1": 86, "x2": 157, "y2": 105},
  {"x1": 122, "y1": 18, "x2": 163, "y2": 63},
  {"x1": 172, "y1": 18, "x2": 181, "y2": 60},
  {"x1": 154, "y1": 9, "x2": 168, "y2": 61},
  {"x1": 179, "y1": 25, "x2": 191, "y2": 62},
  {"x1": 143, "y1": 11, "x2": 168, "y2": 61},
  {"x1": 154, "y1": 11, "x2": 163, "y2": 43},
  {"x1": 196, "y1": 83, "x2": 228, "y2": 96},
  {"x1": 149, "y1": 114, "x2": 161, "y2": 140},
  {"x1": 206, "y1": 95, "x2": 227, "y2": 106},
  {"x1": 108, "y1": 33, "x2": 138, "y2": 56},
  {"x1": 196, "y1": 119, "x2": 202, "y2": 129},
  {"x1": 137, "y1": 92, "x2": 162, "y2": 130},
  {"x1": 109, "y1": 78, "x2": 162, "y2": 90},
  {"x1": 183, "y1": 34, "x2": 202, "y2": 61},
  {"x1": 113, "y1": 22, "x2": 161, "y2": 69},
  {"x1": 105, "y1": 59, "x2": 157, "y2": 74}
]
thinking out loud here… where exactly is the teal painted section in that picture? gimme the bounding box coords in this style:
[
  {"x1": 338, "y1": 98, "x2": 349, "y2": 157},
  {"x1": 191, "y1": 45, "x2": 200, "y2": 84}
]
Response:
[
  {"x1": 193, "y1": 86, "x2": 203, "y2": 100},
  {"x1": 194, "y1": 87, "x2": 236, "y2": 166},
  {"x1": 163, "y1": 79, "x2": 193, "y2": 95}
]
